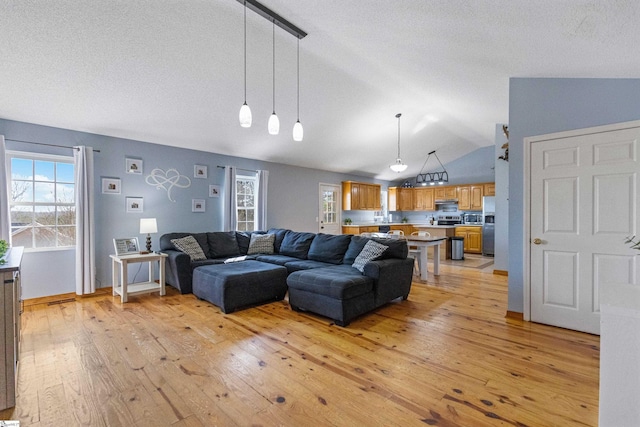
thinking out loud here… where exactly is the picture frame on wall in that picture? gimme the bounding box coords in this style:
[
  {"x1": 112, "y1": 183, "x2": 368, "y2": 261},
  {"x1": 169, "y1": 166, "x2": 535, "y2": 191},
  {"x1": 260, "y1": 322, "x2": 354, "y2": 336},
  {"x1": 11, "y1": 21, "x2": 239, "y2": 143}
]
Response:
[
  {"x1": 209, "y1": 184, "x2": 220, "y2": 198},
  {"x1": 113, "y1": 237, "x2": 140, "y2": 255},
  {"x1": 126, "y1": 158, "x2": 143, "y2": 174},
  {"x1": 101, "y1": 177, "x2": 121, "y2": 194},
  {"x1": 194, "y1": 164, "x2": 207, "y2": 178},
  {"x1": 126, "y1": 197, "x2": 144, "y2": 213},
  {"x1": 192, "y1": 199, "x2": 205, "y2": 212}
]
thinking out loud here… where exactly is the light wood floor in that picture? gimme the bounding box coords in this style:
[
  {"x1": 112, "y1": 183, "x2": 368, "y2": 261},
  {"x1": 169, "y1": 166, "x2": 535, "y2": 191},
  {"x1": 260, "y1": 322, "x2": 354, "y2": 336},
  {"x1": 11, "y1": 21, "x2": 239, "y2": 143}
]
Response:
[{"x1": 1, "y1": 259, "x2": 599, "y2": 426}]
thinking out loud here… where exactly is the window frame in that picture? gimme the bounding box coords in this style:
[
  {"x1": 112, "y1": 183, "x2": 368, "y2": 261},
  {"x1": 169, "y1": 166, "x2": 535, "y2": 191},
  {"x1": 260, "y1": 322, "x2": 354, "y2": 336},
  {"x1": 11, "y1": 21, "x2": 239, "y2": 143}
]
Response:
[
  {"x1": 7, "y1": 150, "x2": 76, "y2": 252},
  {"x1": 236, "y1": 174, "x2": 258, "y2": 232}
]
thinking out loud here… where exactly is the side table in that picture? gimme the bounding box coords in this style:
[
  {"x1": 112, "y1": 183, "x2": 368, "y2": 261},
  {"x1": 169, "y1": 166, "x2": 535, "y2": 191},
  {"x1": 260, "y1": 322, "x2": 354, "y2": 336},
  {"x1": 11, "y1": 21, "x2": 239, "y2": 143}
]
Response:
[{"x1": 110, "y1": 252, "x2": 168, "y2": 303}]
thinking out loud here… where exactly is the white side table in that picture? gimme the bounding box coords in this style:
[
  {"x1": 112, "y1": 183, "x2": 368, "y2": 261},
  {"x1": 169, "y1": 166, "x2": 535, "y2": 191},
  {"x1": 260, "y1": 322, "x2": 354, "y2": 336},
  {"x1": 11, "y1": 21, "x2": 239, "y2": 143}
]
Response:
[{"x1": 110, "y1": 252, "x2": 168, "y2": 303}]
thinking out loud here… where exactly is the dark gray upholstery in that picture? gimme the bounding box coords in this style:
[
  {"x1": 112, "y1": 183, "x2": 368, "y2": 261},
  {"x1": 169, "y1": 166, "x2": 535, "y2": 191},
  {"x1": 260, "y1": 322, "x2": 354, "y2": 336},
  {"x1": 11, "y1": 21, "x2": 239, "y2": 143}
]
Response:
[
  {"x1": 160, "y1": 229, "x2": 414, "y2": 325},
  {"x1": 193, "y1": 261, "x2": 288, "y2": 313}
]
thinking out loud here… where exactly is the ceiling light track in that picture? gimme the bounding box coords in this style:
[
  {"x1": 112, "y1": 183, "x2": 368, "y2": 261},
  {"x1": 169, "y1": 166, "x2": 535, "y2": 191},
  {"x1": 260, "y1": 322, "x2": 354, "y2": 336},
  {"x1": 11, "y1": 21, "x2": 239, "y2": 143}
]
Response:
[{"x1": 236, "y1": 0, "x2": 307, "y2": 40}]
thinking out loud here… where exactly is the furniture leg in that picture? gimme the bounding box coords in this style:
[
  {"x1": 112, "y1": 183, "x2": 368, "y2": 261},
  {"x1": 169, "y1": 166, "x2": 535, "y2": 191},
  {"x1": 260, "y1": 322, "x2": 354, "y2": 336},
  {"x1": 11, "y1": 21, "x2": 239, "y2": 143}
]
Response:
[
  {"x1": 112, "y1": 258, "x2": 118, "y2": 296},
  {"x1": 120, "y1": 260, "x2": 128, "y2": 303},
  {"x1": 420, "y1": 244, "x2": 428, "y2": 281},
  {"x1": 159, "y1": 257, "x2": 166, "y2": 296},
  {"x1": 433, "y1": 243, "x2": 440, "y2": 276}
]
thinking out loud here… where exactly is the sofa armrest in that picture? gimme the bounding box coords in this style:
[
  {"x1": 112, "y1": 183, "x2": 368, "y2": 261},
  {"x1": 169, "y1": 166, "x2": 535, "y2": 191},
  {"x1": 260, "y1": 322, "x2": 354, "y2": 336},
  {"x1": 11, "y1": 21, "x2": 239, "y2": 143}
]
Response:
[
  {"x1": 363, "y1": 258, "x2": 414, "y2": 306},
  {"x1": 164, "y1": 249, "x2": 194, "y2": 294}
]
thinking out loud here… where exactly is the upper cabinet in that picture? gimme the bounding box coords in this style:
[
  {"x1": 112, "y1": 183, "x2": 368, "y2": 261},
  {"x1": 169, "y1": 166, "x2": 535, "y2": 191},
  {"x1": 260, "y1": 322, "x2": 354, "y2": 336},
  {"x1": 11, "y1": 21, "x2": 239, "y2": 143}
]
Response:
[
  {"x1": 388, "y1": 187, "x2": 413, "y2": 211},
  {"x1": 484, "y1": 183, "x2": 495, "y2": 196},
  {"x1": 413, "y1": 187, "x2": 435, "y2": 211},
  {"x1": 434, "y1": 186, "x2": 457, "y2": 200},
  {"x1": 458, "y1": 184, "x2": 484, "y2": 211},
  {"x1": 342, "y1": 181, "x2": 381, "y2": 210}
]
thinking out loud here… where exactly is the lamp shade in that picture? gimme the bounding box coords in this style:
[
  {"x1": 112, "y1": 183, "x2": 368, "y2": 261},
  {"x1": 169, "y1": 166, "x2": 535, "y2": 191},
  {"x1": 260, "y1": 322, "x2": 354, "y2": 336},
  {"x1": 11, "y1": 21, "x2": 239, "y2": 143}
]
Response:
[
  {"x1": 268, "y1": 112, "x2": 280, "y2": 135},
  {"x1": 239, "y1": 103, "x2": 252, "y2": 128},
  {"x1": 293, "y1": 120, "x2": 303, "y2": 141},
  {"x1": 139, "y1": 218, "x2": 158, "y2": 234}
]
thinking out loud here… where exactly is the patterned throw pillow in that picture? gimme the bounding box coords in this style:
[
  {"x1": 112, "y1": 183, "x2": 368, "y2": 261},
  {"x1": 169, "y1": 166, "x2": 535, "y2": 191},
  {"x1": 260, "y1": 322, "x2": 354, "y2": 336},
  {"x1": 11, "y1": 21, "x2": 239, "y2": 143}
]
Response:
[
  {"x1": 352, "y1": 240, "x2": 388, "y2": 272},
  {"x1": 247, "y1": 233, "x2": 275, "y2": 255},
  {"x1": 171, "y1": 235, "x2": 207, "y2": 261}
]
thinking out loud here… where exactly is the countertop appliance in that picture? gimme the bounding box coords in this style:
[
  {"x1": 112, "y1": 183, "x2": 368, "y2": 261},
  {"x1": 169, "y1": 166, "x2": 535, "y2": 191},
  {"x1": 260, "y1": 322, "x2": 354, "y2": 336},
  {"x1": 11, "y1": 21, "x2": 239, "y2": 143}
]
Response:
[
  {"x1": 436, "y1": 215, "x2": 462, "y2": 226},
  {"x1": 463, "y1": 213, "x2": 482, "y2": 225}
]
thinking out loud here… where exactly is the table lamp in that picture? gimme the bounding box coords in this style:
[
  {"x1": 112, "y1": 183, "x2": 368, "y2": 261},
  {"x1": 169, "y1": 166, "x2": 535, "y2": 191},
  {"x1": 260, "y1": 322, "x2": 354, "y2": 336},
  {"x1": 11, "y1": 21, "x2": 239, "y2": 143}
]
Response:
[{"x1": 139, "y1": 218, "x2": 158, "y2": 253}]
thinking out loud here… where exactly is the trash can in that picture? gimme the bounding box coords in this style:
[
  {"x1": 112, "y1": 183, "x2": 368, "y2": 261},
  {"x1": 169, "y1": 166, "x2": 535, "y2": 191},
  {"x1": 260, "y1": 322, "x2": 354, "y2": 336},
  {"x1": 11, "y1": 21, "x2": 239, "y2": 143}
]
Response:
[{"x1": 451, "y1": 236, "x2": 464, "y2": 260}]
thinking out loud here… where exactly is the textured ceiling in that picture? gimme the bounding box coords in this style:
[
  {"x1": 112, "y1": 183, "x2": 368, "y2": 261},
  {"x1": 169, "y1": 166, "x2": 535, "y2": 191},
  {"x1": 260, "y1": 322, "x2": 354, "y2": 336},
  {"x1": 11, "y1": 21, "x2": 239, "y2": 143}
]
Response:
[{"x1": 1, "y1": 1, "x2": 640, "y2": 180}]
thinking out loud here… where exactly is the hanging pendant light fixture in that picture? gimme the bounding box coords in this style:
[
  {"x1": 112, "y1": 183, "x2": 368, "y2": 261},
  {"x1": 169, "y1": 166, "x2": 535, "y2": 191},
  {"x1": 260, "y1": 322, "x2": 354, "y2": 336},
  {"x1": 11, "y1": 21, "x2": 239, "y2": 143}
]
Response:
[
  {"x1": 389, "y1": 113, "x2": 408, "y2": 173},
  {"x1": 267, "y1": 20, "x2": 280, "y2": 135},
  {"x1": 238, "y1": 2, "x2": 252, "y2": 128},
  {"x1": 416, "y1": 150, "x2": 449, "y2": 186},
  {"x1": 292, "y1": 38, "x2": 303, "y2": 141}
]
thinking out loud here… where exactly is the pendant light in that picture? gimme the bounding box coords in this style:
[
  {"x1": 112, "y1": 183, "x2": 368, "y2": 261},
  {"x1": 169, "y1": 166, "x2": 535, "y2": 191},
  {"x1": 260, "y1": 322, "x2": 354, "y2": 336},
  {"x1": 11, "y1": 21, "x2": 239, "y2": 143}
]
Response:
[
  {"x1": 389, "y1": 113, "x2": 408, "y2": 172},
  {"x1": 292, "y1": 38, "x2": 303, "y2": 141},
  {"x1": 267, "y1": 20, "x2": 280, "y2": 135},
  {"x1": 238, "y1": 2, "x2": 252, "y2": 128}
]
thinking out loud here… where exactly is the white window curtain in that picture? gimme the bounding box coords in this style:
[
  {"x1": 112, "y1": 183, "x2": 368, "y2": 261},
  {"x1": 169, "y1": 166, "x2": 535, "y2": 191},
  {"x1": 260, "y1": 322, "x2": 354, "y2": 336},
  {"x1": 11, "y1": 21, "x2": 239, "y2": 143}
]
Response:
[
  {"x1": 0, "y1": 135, "x2": 10, "y2": 243},
  {"x1": 256, "y1": 170, "x2": 269, "y2": 231},
  {"x1": 74, "y1": 146, "x2": 95, "y2": 295},
  {"x1": 223, "y1": 165, "x2": 237, "y2": 231}
]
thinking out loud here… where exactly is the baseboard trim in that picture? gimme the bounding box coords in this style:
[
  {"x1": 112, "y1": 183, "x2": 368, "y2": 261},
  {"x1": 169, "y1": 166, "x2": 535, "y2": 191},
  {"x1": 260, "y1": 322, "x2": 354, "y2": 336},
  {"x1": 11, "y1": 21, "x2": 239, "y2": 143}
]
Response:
[
  {"x1": 506, "y1": 311, "x2": 524, "y2": 321},
  {"x1": 24, "y1": 287, "x2": 112, "y2": 307},
  {"x1": 493, "y1": 269, "x2": 508, "y2": 276}
]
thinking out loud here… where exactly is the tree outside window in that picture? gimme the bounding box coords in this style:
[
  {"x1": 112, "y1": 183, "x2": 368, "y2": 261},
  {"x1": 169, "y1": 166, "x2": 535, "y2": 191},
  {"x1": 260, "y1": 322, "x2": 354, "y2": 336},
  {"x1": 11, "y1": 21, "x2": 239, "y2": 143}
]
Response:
[
  {"x1": 236, "y1": 176, "x2": 256, "y2": 231},
  {"x1": 8, "y1": 154, "x2": 76, "y2": 249}
]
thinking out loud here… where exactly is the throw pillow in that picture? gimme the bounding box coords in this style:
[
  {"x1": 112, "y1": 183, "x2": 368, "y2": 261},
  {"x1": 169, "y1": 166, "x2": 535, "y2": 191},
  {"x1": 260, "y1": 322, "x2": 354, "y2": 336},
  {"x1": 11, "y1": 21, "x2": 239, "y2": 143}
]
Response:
[
  {"x1": 247, "y1": 233, "x2": 275, "y2": 255},
  {"x1": 352, "y1": 240, "x2": 388, "y2": 272},
  {"x1": 171, "y1": 235, "x2": 207, "y2": 261}
]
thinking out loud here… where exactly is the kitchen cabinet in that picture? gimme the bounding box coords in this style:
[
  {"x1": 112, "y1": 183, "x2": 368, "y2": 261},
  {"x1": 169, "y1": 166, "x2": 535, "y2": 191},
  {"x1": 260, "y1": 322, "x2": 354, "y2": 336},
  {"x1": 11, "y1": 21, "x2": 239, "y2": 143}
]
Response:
[
  {"x1": 413, "y1": 187, "x2": 435, "y2": 211},
  {"x1": 434, "y1": 186, "x2": 457, "y2": 200},
  {"x1": 457, "y1": 186, "x2": 471, "y2": 210},
  {"x1": 454, "y1": 226, "x2": 482, "y2": 254},
  {"x1": 342, "y1": 181, "x2": 381, "y2": 210},
  {"x1": 342, "y1": 225, "x2": 379, "y2": 235},
  {"x1": 484, "y1": 183, "x2": 495, "y2": 196},
  {"x1": 470, "y1": 185, "x2": 484, "y2": 211},
  {"x1": 389, "y1": 187, "x2": 413, "y2": 211},
  {"x1": 389, "y1": 224, "x2": 414, "y2": 235}
]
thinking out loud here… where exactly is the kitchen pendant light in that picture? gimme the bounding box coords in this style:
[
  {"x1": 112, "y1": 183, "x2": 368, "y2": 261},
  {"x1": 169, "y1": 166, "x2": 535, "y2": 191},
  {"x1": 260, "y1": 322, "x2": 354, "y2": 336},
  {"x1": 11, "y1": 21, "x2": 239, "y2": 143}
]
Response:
[
  {"x1": 292, "y1": 38, "x2": 303, "y2": 141},
  {"x1": 268, "y1": 20, "x2": 279, "y2": 135},
  {"x1": 389, "y1": 113, "x2": 408, "y2": 173},
  {"x1": 416, "y1": 150, "x2": 449, "y2": 186},
  {"x1": 238, "y1": 2, "x2": 252, "y2": 128}
]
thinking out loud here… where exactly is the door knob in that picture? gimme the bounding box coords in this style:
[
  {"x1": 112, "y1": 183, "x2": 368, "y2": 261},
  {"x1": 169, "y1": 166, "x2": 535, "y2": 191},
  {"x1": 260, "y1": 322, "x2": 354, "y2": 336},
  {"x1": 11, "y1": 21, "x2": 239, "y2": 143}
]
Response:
[{"x1": 533, "y1": 238, "x2": 542, "y2": 245}]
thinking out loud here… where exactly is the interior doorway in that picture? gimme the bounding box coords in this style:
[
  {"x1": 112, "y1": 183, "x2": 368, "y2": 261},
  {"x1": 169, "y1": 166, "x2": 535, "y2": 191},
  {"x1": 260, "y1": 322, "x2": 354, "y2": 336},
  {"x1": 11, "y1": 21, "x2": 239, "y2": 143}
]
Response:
[{"x1": 319, "y1": 183, "x2": 341, "y2": 234}]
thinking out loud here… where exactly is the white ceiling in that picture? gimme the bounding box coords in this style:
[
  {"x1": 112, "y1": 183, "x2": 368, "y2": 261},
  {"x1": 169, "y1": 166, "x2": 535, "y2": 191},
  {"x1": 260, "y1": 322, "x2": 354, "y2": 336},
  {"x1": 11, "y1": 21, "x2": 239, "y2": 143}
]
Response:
[{"x1": 1, "y1": 1, "x2": 640, "y2": 180}]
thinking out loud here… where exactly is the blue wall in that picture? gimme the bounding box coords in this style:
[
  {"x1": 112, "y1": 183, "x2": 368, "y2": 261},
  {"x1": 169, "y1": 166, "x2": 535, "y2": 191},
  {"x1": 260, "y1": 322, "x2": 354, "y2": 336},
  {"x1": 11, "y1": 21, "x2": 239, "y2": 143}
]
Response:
[{"x1": 508, "y1": 78, "x2": 640, "y2": 312}]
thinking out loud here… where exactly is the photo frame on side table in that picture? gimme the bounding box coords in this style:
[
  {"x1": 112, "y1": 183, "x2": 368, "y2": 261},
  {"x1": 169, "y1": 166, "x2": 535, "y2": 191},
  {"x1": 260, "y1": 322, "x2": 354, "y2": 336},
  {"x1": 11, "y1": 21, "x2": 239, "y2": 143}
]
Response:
[
  {"x1": 113, "y1": 237, "x2": 140, "y2": 255},
  {"x1": 126, "y1": 197, "x2": 144, "y2": 213}
]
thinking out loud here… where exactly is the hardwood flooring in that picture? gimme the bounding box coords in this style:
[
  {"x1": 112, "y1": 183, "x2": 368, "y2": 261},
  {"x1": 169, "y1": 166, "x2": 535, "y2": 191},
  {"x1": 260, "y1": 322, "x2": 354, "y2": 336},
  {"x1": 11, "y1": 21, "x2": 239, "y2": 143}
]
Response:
[{"x1": 1, "y1": 260, "x2": 599, "y2": 426}]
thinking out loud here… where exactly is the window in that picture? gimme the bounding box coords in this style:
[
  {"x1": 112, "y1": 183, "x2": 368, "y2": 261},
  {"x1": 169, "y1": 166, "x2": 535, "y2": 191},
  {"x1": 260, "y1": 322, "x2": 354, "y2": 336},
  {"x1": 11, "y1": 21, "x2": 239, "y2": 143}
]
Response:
[
  {"x1": 8, "y1": 152, "x2": 75, "y2": 250},
  {"x1": 236, "y1": 175, "x2": 257, "y2": 231}
]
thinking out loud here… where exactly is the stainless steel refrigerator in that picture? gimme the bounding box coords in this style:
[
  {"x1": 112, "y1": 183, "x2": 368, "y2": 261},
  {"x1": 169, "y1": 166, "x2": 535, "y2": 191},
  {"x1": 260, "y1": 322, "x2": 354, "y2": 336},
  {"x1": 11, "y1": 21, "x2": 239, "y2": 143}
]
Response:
[{"x1": 482, "y1": 196, "x2": 495, "y2": 256}]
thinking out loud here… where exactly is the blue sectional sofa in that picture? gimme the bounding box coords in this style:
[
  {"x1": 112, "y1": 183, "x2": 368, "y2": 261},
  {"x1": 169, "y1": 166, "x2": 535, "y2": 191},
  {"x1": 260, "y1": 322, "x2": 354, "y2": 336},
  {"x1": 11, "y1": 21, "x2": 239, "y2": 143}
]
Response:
[{"x1": 159, "y1": 229, "x2": 414, "y2": 326}]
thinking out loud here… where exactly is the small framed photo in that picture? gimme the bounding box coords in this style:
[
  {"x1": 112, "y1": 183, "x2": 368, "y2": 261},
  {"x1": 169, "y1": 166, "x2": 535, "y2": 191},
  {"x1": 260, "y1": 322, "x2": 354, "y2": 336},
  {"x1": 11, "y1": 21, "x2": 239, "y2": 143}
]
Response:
[
  {"x1": 113, "y1": 237, "x2": 140, "y2": 255},
  {"x1": 102, "y1": 178, "x2": 121, "y2": 194},
  {"x1": 192, "y1": 199, "x2": 205, "y2": 212},
  {"x1": 194, "y1": 164, "x2": 208, "y2": 178},
  {"x1": 209, "y1": 184, "x2": 220, "y2": 198},
  {"x1": 126, "y1": 158, "x2": 143, "y2": 174},
  {"x1": 126, "y1": 197, "x2": 144, "y2": 213}
]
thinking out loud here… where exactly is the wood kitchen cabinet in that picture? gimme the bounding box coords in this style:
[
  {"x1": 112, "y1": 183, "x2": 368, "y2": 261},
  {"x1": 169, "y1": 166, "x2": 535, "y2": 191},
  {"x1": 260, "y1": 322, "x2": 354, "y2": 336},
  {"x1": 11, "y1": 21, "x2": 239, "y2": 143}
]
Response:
[
  {"x1": 342, "y1": 181, "x2": 381, "y2": 210},
  {"x1": 483, "y1": 182, "x2": 495, "y2": 196},
  {"x1": 434, "y1": 186, "x2": 457, "y2": 200},
  {"x1": 470, "y1": 185, "x2": 484, "y2": 211},
  {"x1": 455, "y1": 226, "x2": 482, "y2": 254},
  {"x1": 413, "y1": 187, "x2": 435, "y2": 210},
  {"x1": 389, "y1": 187, "x2": 414, "y2": 211},
  {"x1": 457, "y1": 185, "x2": 471, "y2": 210},
  {"x1": 389, "y1": 224, "x2": 414, "y2": 235}
]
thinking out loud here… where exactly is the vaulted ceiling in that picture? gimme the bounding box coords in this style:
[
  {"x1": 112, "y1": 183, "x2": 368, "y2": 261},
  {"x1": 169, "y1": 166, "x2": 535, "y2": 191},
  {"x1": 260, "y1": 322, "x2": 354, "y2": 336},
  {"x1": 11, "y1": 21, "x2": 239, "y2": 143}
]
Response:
[{"x1": 2, "y1": 1, "x2": 640, "y2": 180}]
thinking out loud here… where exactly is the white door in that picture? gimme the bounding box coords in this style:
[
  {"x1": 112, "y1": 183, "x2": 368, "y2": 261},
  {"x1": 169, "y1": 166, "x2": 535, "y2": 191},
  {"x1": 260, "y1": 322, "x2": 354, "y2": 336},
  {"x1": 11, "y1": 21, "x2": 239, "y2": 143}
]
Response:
[
  {"x1": 528, "y1": 124, "x2": 640, "y2": 335},
  {"x1": 319, "y1": 183, "x2": 341, "y2": 234}
]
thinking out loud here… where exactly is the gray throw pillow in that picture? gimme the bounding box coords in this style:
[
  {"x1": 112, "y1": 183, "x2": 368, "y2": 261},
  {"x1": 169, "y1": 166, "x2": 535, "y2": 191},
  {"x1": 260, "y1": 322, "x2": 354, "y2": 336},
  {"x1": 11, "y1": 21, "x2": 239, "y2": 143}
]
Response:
[
  {"x1": 352, "y1": 240, "x2": 388, "y2": 272},
  {"x1": 247, "y1": 233, "x2": 275, "y2": 255},
  {"x1": 171, "y1": 235, "x2": 207, "y2": 261}
]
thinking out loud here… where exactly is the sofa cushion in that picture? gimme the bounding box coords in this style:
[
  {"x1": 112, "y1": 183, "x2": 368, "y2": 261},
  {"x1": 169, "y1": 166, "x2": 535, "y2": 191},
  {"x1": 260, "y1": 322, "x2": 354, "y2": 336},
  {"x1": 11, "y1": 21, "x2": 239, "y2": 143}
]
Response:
[
  {"x1": 267, "y1": 228, "x2": 289, "y2": 252},
  {"x1": 343, "y1": 236, "x2": 408, "y2": 265},
  {"x1": 206, "y1": 231, "x2": 241, "y2": 258},
  {"x1": 161, "y1": 232, "x2": 209, "y2": 255},
  {"x1": 287, "y1": 266, "x2": 373, "y2": 300},
  {"x1": 247, "y1": 233, "x2": 275, "y2": 254},
  {"x1": 279, "y1": 231, "x2": 316, "y2": 259},
  {"x1": 256, "y1": 254, "x2": 301, "y2": 266},
  {"x1": 171, "y1": 235, "x2": 207, "y2": 261},
  {"x1": 307, "y1": 233, "x2": 351, "y2": 265},
  {"x1": 284, "y1": 259, "x2": 336, "y2": 273},
  {"x1": 236, "y1": 231, "x2": 264, "y2": 255},
  {"x1": 352, "y1": 240, "x2": 388, "y2": 272}
]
